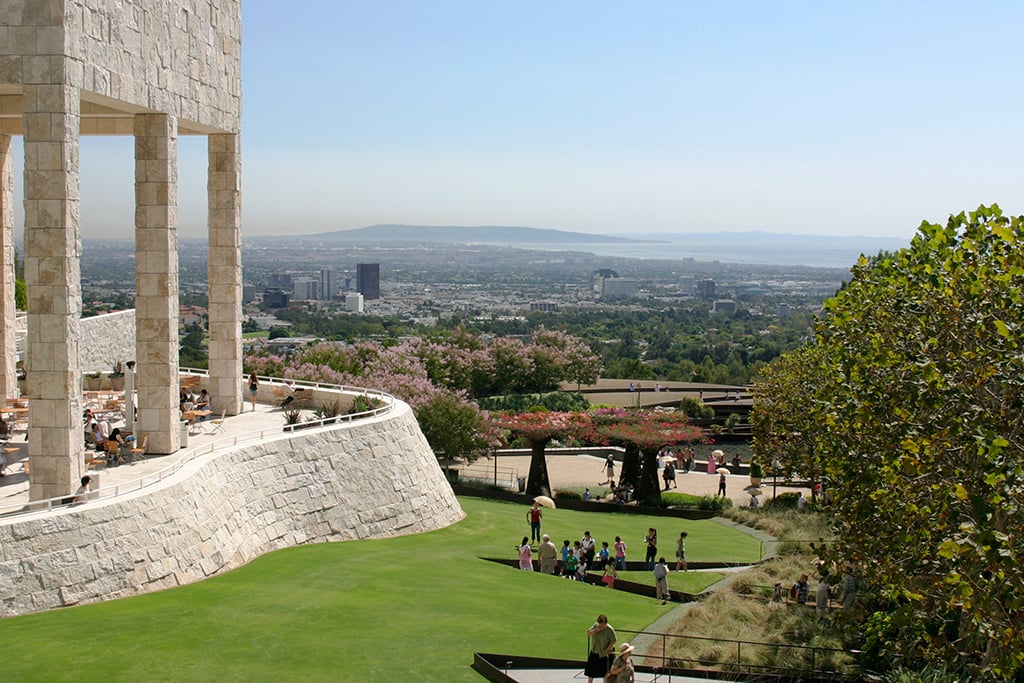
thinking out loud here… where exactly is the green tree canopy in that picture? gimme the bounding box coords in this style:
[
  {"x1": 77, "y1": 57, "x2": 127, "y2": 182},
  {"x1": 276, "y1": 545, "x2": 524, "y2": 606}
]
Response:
[{"x1": 756, "y1": 206, "x2": 1024, "y2": 677}]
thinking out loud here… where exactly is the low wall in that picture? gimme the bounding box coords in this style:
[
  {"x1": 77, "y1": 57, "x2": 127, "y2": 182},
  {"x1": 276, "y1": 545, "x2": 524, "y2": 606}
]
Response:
[{"x1": 0, "y1": 401, "x2": 464, "y2": 617}]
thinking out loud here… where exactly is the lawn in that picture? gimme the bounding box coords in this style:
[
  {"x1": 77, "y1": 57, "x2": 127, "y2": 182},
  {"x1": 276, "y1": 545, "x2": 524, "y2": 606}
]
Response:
[{"x1": 0, "y1": 496, "x2": 761, "y2": 682}]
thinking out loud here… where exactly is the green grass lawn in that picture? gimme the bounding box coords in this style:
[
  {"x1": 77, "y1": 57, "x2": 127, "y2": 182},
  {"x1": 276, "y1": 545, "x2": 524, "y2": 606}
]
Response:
[{"x1": 0, "y1": 496, "x2": 760, "y2": 682}]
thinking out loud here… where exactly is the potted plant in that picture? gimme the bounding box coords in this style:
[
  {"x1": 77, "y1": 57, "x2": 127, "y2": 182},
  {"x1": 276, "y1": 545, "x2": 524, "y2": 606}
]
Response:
[
  {"x1": 107, "y1": 360, "x2": 125, "y2": 391},
  {"x1": 749, "y1": 460, "x2": 763, "y2": 487},
  {"x1": 84, "y1": 370, "x2": 103, "y2": 391}
]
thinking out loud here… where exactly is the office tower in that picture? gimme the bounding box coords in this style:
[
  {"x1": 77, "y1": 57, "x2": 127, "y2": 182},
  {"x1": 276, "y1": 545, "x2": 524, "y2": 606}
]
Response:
[
  {"x1": 320, "y1": 269, "x2": 338, "y2": 301},
  {"x1": 356, "y1": 263, "x2": 381, "y2": 300}
]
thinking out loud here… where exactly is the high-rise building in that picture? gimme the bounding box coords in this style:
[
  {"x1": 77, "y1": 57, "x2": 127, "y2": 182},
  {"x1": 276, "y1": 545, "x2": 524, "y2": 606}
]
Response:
[
  {"x1": 292, "y1": 277, "x2": 320, "y2": 301},
  {"x1": 697, "y1": 278, "x2": 716, "y2": 300},
  {"x1": 345, "y1": 292, "x2": 364, "y2": 313},
  {"x1": 356, "y1": 263, "x2": 381, "y2": 300},
  {"x1": 320, "y1": 269, "x2": 338, "y2": 301}
]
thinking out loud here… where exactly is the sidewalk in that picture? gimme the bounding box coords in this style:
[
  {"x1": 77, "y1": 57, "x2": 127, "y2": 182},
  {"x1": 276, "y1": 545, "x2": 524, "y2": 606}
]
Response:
[
  {"x1": 471, "y1": 452, "x2": 808, "y2": 507},
  {"x1": 0, "y1": 402, "x2": 289, "y2": 514}
]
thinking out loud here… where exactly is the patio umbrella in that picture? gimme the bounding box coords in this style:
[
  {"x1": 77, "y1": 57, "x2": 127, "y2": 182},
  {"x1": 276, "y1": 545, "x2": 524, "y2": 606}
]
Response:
[
  {"x1": 716, "y1": 466, "x2": 731, "y2": 475},
  {"x1": 533, "y1": 495, "x2": 557, "y2": 509}
]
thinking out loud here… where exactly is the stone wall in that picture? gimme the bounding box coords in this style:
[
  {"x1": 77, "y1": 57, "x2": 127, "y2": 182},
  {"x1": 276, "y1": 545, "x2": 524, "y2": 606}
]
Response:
[
  {"x1": 79, "y1": 309, "x2": 136, "y2": 374},
  {"x1": 0, "y1": 401, "x2": 464, "y2": 617},
  {"x1": 0, "y1": 0, "x2": 242, "y2": 134}
]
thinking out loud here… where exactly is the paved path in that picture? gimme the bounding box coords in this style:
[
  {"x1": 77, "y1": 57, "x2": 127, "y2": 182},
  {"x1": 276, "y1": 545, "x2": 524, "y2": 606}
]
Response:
[{"x1": 475, "y1": 452, "x2": 808, "y2": 507}]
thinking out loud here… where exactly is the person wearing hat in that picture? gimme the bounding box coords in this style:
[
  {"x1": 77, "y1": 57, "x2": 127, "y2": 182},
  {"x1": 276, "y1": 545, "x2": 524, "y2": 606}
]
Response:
[
  {"x1": 607, "y1": 642, "x2": 635, "y2": 682},
  {"x1": 584, "y1": 614, "x2": 616, "y2": 683}
]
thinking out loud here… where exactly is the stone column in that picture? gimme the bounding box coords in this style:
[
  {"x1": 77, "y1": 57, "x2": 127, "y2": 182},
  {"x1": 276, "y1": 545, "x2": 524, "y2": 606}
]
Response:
[
  {"x1": 23, "y1": 84, "x2": 83, "y2": 500},
  {"x1": 0, "y1": 134, "x2": 17, "y2": 400},
  {"x1": 207, "y1": 134, "x2": 242, "y2": 416},
  {"x1": 134, "y1": 113, "x2": 180, "y2": 454}
]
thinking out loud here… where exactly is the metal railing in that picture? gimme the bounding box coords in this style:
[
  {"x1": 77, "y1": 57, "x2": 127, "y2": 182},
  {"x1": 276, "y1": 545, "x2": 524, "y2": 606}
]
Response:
[
  {"x1": 0, "y1": 376, "x2": 396, "y2": 521},
  {"x1": 609, "y1": 628, "x2": 861, "y2": 681}
]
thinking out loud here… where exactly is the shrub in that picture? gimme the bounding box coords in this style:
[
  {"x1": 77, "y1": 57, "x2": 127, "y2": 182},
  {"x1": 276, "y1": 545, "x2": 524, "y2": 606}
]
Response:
[
  {"x1": 554, "y1": 489, "x2": 582, "y2": 500},
  {"x1": 749, "y1": 461, "x2": 763, "y2": 478},
  {"x1": 283, "y1": 408, "x2": 303, "y2": 425},
  {"x1": 763, "y1": 492, "x2": 801, "y2": 510},
  {"x1": 348, "y1": 395, "x2": 383, "y2": 414},
  {"x1": 697, "y1": 495, "x2": 732, "y2": 511},
  {"x1": 660, "y1": 491, "x2": 707, "y2": 508}
]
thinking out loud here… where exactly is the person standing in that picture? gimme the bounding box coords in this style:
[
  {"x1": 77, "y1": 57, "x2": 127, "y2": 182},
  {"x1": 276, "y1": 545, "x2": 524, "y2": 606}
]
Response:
[
  {"x1": 517, "y1": 537, "x2": 533, "y2": 571},
  {"x1": 643, "y1": 528, "x2": 658, "y2": 570},
  {"x1": 608, "y1": 642, "x2": 636, "y2": 683},
  {"x1": 613, "y1": 535, "x2": 627, "y2": 570},
  {"x1": 841, "y1": 565, "x2": 859, "y2": 609},
  {"x1": 653, "y1": 557, "x2": 670, "y2": 604},
  {"x1": 791, "y1": 574, "x2": 810, "y2": 605},
  {"x1": 538, "y1": 534, "x2": 558, "y2": 575},
  {"x1": 526, "y1": 501, "x2": 543, "y2": 543},
  {"x1": 816, "y1": 572, "x2": 830, "y2": 617},
  {"x1": 597, "y1": 541, "x2": 611, "y2": 569},
  {"x1": 675, "y1": 531, "x2": 688, "y2": 572},
  {"x1": 717, "y1": 471, "x2": 727, "y2": 497},
  {"x1": 580, "y1": 531, "x2": 596, "y2": 567},
  {"x1": 602, "y1": 454, "x2": 616, "y2": 485},
  {"x1": 584, "y1": 614, "x2": 616, "y2": 682},
  {"x1": 247, "y1": 371, "x2": 259, "y2": 412}
]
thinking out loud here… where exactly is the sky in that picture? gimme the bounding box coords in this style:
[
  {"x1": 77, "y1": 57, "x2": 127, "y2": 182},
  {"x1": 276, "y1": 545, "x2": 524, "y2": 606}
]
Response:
[{"x1": 11, "y1": 1, "x2": 1024, "y2": 239}]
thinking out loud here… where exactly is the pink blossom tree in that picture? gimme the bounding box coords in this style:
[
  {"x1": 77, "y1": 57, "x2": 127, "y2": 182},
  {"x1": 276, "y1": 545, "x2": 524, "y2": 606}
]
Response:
[{"x1": 489, "y1": 411, "x2": 592, "y2": 496}]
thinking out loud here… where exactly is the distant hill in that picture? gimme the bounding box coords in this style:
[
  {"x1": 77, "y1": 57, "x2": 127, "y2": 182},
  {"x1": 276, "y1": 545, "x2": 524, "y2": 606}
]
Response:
[{"x1": 296, "y1": 224, "x2": 658, "y2": 244}]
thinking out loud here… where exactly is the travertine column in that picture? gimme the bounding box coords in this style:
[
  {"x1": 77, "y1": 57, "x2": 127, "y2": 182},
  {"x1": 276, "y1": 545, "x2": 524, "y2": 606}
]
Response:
[
  {"x1": 135, "y1": 113, "x2": 180, "y2": 454},
  {"x1": 23, "y1": 84, "x2": 84, "y2": 500},
  {"x1": 207, "y1": 134, "x2": 242, "y2": 416},
  {"x1": 0, "y1": 134, "x2": 17, "y2": 400}
]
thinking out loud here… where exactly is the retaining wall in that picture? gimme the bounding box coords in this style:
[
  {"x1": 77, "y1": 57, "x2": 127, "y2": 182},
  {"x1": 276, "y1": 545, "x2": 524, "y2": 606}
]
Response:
[{"x1": 0, "y1": 401, "x2": 463, "y2": 617}]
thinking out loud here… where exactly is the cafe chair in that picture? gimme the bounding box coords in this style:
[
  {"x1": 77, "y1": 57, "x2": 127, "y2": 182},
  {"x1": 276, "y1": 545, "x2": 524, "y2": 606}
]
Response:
[{"x1": 207, "y1": 410, "x2": 226, "y2": 435}]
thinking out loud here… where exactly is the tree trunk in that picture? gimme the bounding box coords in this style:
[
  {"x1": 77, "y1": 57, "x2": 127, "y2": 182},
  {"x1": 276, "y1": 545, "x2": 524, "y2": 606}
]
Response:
[
  {"x1": 526, "y1": 438, "x2": 552, "y2": 496},
  {"x1": 636, "y1": 446, "x2": 662, "y2": 506},
  {"x1": 620, "y1": 443, "x2": 641, "y2": 488}
]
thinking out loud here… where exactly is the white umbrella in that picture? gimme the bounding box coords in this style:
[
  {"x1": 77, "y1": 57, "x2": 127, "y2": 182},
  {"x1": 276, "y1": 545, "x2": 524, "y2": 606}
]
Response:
[
  {"x1": 747, "y1": 487, "x2": 764, "y2": 497},
  {"x1": 711, "y1": 449, "x2": 725, "y2": 459},
  {"x1": 716, "y1": 466, "x2": 731, "y2": 475},
  {"x1": 533, "y1": 495, "x2": 556, "y2": 509}
]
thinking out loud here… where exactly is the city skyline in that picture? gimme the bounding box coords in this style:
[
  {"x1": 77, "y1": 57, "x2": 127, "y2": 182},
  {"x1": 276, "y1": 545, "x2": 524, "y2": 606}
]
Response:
[{"x1": 6, "y1": 1, "x2": 1024, "y2": 241}]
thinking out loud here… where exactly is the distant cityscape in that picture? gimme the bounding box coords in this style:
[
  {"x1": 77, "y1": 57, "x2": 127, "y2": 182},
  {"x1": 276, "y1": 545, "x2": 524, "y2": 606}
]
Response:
[{"x1": 76, "y1": 234, "x2": 851, "y2": 341}]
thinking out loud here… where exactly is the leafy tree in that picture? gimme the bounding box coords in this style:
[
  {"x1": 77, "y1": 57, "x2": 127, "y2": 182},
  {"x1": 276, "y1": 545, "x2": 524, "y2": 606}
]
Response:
[
  {"x1": 414, "y1": 392, "x2": 491, "y2": 467},
  {"x1": 750, "y1": 344, "x2": 829, "y2": 493},
  {"x1": 758, "y1": 206, "x2": 1024, "y2": 677}
]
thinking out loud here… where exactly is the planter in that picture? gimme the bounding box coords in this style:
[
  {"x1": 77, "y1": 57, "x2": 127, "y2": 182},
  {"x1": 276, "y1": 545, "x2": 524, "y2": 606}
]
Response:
[
  {"x1": 108, "y1": 375, "x2": 125, "y2": 391},
  {"x1": 749, "y1": 476, "x2": 762, "y2": 487},
  {"x1": 84, "y1": 375, "x2": 103, "y2": 391}
]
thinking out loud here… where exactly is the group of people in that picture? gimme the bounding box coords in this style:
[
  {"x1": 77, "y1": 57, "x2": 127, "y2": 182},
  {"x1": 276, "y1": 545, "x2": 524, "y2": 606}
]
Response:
[
  {"x1": 773, "y1": 566, "x2": 859, "y2": 615},
  {"x1": 84, "y1": 408, "x2": 135, "y2": 464},
  {"x1": 518, "y1": 521, "x2": 691, "y2": 579},
  {"x1": 180, "y1": 388, "x2": 210, "y2": 413}
]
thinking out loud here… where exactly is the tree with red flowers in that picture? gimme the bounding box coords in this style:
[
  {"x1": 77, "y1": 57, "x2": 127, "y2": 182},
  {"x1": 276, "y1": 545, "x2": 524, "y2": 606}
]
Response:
[
  {"x1": 592, "y1": 409, "x2": 705, "y2": 505},
  {"x1": 489, "y1": 411, "x2": 592, "y2": 496}
]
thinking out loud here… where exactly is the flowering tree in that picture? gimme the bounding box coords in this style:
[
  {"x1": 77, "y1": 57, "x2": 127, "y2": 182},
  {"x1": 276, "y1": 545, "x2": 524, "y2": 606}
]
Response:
[
  {"x1": 593, "y1": 410, "x2": 705, "y2": 505},
  {"x1": 489, "y1": 411, "x2": 592, "y2": 496}
]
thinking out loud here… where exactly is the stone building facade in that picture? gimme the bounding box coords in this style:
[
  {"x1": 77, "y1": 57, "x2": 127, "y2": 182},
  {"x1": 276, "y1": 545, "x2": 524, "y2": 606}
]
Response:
[
  {"x1": 0, "y1": 401, "x2": 466, "y2": 617},
  {"x1": 0, "y1": 1, "x2": 243, "y2": 500}
]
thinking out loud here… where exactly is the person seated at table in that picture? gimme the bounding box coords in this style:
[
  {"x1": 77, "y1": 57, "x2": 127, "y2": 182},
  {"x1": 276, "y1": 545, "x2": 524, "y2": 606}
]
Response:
[
  {"x1": 180, "y1": 390, "x2": 194, "y2": 412},
  {"x1": 90, "y1": 422, "x2": 109, "y2": 450},
  {"x1": 195, "y1": 389, "x2": 210, "y2": 410}
]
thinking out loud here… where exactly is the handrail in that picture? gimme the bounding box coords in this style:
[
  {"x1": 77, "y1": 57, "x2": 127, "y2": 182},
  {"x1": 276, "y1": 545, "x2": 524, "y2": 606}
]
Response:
[
  {"x1": 0, "y1": 377, "x2": 396, "y2": 521},
  {"x1": 610, "y1": 628, "x2": 861, "y2": 680}
]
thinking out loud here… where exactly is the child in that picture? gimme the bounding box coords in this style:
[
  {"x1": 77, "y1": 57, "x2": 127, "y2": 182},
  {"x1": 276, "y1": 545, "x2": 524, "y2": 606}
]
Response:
[
  {"x1": 597, "y1": 541, "x2": 610, "y2": 569},
  {"x1": 559, "y1": 540, "x2": 571, "y2": 576},
  {"x1": 602, "y1": 562, "x2": 618, "y2": 588},
  {"x1": 565, "y1": 546, "x2": 580, "y2": 580}
]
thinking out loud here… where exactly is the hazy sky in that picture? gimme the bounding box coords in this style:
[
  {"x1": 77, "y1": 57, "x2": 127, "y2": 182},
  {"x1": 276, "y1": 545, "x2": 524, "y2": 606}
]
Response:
[{"x1": 11, "y1": 1, "x2": 1024, "y2": 239}]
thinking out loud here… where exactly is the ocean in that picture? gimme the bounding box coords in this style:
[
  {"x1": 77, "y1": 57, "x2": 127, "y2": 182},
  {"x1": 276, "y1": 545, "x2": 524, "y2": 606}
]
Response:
[{"x1": 503, "y1": 233, "x2": 911, "y2": 270}]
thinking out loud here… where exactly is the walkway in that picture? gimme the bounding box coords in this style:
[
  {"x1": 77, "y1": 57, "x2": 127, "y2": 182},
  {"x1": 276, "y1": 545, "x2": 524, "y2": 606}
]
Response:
[{"x1": 0, "y1": 401, "x2": 300, "y2": 515}]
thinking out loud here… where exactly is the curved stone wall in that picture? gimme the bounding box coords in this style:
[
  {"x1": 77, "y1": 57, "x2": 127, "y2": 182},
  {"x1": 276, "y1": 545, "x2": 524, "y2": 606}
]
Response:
[{"x1": 0, "y1": 401, "x2": 464, "y2": 617}]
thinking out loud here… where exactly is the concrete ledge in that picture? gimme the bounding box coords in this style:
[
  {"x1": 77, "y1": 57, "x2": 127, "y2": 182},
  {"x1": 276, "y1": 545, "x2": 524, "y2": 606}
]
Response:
[{"x1": 0, "y1": 401, "x2": 463, "y2": 617}]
